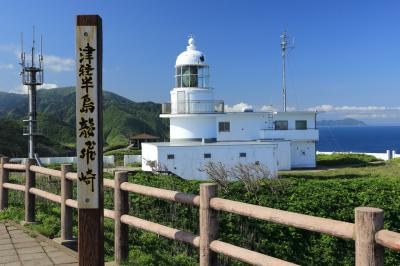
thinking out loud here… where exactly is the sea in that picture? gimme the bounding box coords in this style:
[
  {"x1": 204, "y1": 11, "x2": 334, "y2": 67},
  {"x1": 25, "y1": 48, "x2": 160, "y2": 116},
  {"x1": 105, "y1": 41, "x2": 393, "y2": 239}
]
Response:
[{"x1": 317, "y1": 126, "x2": 400, "y2": 153}]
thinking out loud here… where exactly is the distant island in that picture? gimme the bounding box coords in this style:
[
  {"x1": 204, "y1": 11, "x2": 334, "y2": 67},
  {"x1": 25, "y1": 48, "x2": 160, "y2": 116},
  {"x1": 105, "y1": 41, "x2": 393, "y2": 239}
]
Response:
[{"x1": 317, "y1": 118, "x2": 367, "y2": 127}]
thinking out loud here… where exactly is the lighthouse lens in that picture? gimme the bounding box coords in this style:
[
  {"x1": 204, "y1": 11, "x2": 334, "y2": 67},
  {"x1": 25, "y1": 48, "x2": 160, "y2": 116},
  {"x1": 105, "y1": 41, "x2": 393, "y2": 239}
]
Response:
[{"x1": 176, "y1": 65, "x2": 209, "y2": 88}]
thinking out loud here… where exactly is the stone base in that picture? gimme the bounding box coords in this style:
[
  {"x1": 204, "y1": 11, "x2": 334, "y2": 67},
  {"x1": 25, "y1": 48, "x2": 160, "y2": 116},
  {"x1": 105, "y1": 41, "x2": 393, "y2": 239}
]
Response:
[{"x1": 53, "y1": 237, "x2": 78, "y2": 250}]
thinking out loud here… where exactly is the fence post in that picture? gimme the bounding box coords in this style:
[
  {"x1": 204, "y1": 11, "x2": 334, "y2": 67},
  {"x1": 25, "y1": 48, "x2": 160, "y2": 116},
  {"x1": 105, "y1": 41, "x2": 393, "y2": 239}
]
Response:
[
  {"x1": 0, "y1": 157, "x2": 9, "y2": 210},
  {"x1": 114, "y1": 171, "x2": 129, "y2": 264},
  {"x1": 61, "y1": 164, "x2": 74, "y2": 241},
  {"x1": 355, "y1": 207, "x2": 384, "y2": 266},
  {"x1": 24, "y1": 158, "x2": 36, "y2": 223},
  {"x1": 200, "y1": 183, "x2": 218, "y2": 266}
]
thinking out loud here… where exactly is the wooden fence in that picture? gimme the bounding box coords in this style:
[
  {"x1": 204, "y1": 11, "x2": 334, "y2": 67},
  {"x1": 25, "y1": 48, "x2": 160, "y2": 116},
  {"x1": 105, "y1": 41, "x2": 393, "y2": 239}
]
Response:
[{"x1": 1, "y1": 156, "x2": 400, "y2": 266}]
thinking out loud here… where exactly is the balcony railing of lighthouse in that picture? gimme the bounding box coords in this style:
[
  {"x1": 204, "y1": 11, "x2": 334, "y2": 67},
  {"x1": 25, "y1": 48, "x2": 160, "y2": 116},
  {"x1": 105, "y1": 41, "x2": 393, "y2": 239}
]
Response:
[{"x1": 162, "y1": 100, "x2": 225, "y2": 114}]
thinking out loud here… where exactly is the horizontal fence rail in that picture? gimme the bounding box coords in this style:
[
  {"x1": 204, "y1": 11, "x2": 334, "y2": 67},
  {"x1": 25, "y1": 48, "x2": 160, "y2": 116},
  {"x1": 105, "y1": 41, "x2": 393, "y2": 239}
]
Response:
[
  {"x1": 210, "y1": 198, "x2": 355, "y2": 240},
  {"x1": 1, "y1": 157, "x2": 400, "y2": 266}
]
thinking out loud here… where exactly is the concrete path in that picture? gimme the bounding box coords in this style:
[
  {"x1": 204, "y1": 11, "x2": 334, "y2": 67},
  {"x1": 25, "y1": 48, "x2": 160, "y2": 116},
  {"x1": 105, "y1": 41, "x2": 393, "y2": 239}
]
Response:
[{"x1": 0, "y1": 222, "x2": 78, "y2": 266}]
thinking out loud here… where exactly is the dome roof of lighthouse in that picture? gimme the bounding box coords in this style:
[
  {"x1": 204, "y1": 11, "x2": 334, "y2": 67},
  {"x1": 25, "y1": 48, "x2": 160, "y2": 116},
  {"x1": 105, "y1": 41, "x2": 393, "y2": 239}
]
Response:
[{"x1": 176, "y1": 37, "x2": 206, "y2": 66}]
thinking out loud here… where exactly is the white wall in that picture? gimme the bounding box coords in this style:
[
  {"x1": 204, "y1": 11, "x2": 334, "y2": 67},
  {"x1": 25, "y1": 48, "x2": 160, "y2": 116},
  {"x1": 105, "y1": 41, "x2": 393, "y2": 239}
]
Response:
[
  {"x1": 290, "y1": 141, "x2": 316, "y2": 168},
  {"x1": 170, "y1": 116, "x2": 216, "y2": 140},
  {"x1": 317, "y1": 151, "x2": 399, "y2": 161},
  {"x1": 274, "y1": 112, "x2": 316, "y2": 130},
  {"x1": 216, "y1": 113, "x2": 270, "y2": 141},
  {"x1": 141, "y1": 143, "x2": 159, "y2": 171},
  {"x1": 10, "y1": 156, "x2": 115, "y2": 166},
  {"x1": 171, "y1": 88, "x2": 214, "y2": 114},
  {"x1": 273, "y1": 141, "x2": 291, "y2": 170},
  {"x1": 124, "y1": 155, "x2": 142, "y2": 166},
  {"x1": 263, "y1": 129, "x2": 319, "y2": 141},
  {"x1": 142, "y1": 143, "x2": 278, "y2": 180}
]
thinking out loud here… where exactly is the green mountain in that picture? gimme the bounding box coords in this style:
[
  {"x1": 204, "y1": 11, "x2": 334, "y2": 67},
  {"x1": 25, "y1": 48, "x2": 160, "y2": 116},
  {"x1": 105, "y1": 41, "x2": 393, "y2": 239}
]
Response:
[
  {"x1": 0, "y1": 117, "x2": 74, "y2": 157},
  {"x1": 0, "y1": 87, "x2": 169, "y2": 157},
  {"x1": 317, "y1": 118, "x2": 367, "y2": 127}
]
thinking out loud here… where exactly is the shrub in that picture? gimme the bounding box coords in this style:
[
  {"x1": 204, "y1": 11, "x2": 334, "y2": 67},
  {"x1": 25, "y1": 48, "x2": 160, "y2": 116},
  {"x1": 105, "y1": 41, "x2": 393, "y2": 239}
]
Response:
[{"x1": 317, "y1": 153, "x2": 379, "y2": 166}]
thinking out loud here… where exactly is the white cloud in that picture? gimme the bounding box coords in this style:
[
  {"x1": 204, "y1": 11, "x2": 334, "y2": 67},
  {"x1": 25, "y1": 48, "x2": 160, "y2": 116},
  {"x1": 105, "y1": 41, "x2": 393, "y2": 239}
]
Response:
[
  {"x1": 0, "y1": 64, "x2": 14, "y2": 70},
  {"x1": 38, "y1": 83, "x2": 58, "y2": 90},
  {"x1": 44, "y1": 55, "x2": 74, "y2": 72},
  {"x1": 0, "y1": 43, "x2": 75, "y2": 73},
  {"x1": 12, "y1": 85, "x2": 28, "y2": 94},
  {"x1": 225, "y1": 102, "x2": 253, "y2": 112},
  {"x1": 225, "y1": 102, "x2": 400, "y2": 121},
  {"x1": 310, "y1": 104, "x2": 400, "y2": 120},
  {"x1": 260, "y1": 105, "x2": 275, "y2": 112},
  {"x1": 11, "y1": 83, "x2": 58, "y2": 94}
]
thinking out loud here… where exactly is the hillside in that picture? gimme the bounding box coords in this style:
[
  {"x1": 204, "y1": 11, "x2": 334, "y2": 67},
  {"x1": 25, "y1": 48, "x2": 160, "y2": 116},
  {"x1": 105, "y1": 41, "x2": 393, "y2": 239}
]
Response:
[
  {"x1": 0, "y1": 87, "x2": 169, "y2": 156},
  {"x1": 317, "y1": 118, "x2": 366, "y2": 127},
  {"x1": 0, "y1": 118, "x2": 74, "y2": 157}
]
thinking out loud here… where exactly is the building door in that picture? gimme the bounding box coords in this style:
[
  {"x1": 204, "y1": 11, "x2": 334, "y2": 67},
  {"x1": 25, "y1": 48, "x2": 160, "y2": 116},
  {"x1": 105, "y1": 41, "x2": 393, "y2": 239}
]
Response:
[{"x1": 177, "y1": 91, "x2": 185, "y2": 113}]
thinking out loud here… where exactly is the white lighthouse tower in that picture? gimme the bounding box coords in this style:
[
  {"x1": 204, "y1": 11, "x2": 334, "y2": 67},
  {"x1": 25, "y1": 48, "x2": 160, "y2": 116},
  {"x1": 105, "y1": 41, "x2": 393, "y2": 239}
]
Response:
[
  {"x1": 164, "y1": 36, "x2": 224, "y2": 142},
  {"x1": 142, "y1": 36, "x2": 318, "y2": 180}
]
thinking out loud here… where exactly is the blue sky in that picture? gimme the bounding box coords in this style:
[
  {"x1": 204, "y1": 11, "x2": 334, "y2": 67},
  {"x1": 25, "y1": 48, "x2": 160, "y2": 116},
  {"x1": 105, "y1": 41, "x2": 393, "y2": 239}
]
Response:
[{"x1": 0, "y1": 0, "x2": 399, "y2": 124}]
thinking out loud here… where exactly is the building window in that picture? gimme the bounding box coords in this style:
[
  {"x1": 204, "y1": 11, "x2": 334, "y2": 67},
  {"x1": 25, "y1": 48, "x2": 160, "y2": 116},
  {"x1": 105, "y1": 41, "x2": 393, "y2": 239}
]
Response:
[
  {"x1": 175, "y1": 65, "x2": 209, "y2": 88},
  {"x1": 296, "y1": 120, "x2": 307, "y2": 130},
  {"x1": 167, "y1": 154, "x2": 175, "y2": 159},
  {"x1": 219, "y1": 122, "x2": 230, "y2": 132},
  {"x1": 204, "y1": 153, "x2": 211, "y2": 159},
  {"x1": 239, "y1": 152, "x2": 246, "y2": 158},
  {"x1": 275, "y1": 120, "x2": 288, "y2": 130}
]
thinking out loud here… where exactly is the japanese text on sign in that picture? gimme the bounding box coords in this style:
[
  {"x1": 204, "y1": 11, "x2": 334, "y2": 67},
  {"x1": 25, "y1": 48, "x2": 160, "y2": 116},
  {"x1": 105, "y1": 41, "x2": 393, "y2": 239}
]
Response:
[{"x1": 76, "y1": 26, "x2": 99, "y2": 208}]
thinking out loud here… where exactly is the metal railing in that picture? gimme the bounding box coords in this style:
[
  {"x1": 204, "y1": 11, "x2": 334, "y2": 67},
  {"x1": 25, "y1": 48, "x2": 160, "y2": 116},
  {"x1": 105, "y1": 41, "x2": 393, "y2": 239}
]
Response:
[
  {"x1": 1, "y1": 157, "x2": 400, "y2": 265},
  {"x1": 22, "y1": 70, "x2": 44, "y2": 85},
  {"x1": 22, "y1": 125, "x2": 42, "y2": 136},
  {"x1": 162, "y1": 100, "x2": 224, "y2": 114}
]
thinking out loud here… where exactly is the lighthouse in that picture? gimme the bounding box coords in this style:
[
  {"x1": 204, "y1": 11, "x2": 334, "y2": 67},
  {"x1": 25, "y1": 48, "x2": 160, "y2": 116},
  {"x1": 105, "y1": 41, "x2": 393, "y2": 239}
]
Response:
[
  {"x1": 142, "y1": 36, "x2": 319, "y2": 180},
  {"x1": 164, "y1": 36, "x2": 224, "y2": 142}
]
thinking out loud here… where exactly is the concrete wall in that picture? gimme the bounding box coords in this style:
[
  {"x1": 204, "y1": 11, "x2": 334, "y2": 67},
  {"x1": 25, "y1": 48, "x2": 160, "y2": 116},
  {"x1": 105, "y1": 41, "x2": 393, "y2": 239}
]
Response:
[
  {"x1": 142, "y1": 143, "x2": 278, "y2": 180},
  {"x1": 124, "y1": 155, "x2": 142, "y2": 166},
  {"x1": 317, "y1": 151, "x2": 399, "y2": 161},
  {"x1": 10, "y1": 156, "x2": 115, "y2": 166},
  {"x1": 262, "y1": 129, "x2": 319, "y2": 141},
  {"x1": 141, "y1": 144, "x2": 159, "y2": 171},
  {"x1": 216, "y1": 113, "x2": 269, "y2": 141},
  {"x1": 291, "y1": 141, "x2": 317, "y2": 168},
  {"x1": 170, "y1": 116, "x2": 216, "y2": 140},
  {"x1": 274, "y1": 112, "x2": 317, "y2": 130},
  {"x1": 273, "y1": 140, "x2": 291, "y2": 170}
]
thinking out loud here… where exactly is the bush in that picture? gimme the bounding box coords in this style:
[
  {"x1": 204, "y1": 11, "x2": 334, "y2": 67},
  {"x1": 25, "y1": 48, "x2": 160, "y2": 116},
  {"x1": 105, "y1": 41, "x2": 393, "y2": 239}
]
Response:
[
  {"x1": 104, "y1": 149, "x2": 141, "y2": 156},
  {"x1": 126, "y1": 162, "x2": 142, "y2": 167},
  {"x1": 3, "y1": 167, "x2": 400, "y2": 265},
  {"x1": 317, "y1": 153, "x2": 379, "y2": 166}
]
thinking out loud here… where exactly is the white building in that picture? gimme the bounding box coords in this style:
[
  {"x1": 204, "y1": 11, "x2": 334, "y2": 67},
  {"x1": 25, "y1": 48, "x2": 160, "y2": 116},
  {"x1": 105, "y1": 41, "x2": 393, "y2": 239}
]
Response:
[{"x1": 142, "y1": 37, "x2": 318, "y2": 180}]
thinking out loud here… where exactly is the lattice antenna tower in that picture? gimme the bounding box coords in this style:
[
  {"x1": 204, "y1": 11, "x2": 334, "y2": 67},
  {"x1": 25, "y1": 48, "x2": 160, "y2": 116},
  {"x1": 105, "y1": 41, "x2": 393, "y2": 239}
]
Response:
[{"x1": 20, "y1": 27, "x2": 44, "y2": 164}]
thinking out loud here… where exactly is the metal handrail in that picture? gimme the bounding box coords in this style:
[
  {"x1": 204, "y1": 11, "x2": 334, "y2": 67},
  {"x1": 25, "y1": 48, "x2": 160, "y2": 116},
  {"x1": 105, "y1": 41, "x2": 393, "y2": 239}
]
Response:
[{"x1": 162, "y1": 100, "x2": 225, "y2": 114}]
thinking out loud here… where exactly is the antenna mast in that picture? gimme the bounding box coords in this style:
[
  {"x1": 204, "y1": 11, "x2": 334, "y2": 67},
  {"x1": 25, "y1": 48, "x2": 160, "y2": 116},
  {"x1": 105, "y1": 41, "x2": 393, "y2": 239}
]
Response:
[
  {"x1": 20, "y1": 27, "x2": 44, "y2": 165},
  {"x1": 280, "y1": 30, "x2": 294, "y2": 112}
]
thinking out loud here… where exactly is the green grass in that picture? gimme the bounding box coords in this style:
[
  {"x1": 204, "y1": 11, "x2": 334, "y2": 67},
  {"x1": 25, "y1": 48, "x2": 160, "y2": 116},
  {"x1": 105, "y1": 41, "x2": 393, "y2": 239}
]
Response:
[
  {"x1": 126, "y1": 162, "x2": 142, "y2": 167},
  {"x1": 104, "y1": 149, "x2": 141, "y2": 156},
  {"x1": 1, "y1": 160, "x2": 400, "y2": 265},
  {"x1": 317, "y1": 153, "x2": 380, "y2": 166}
]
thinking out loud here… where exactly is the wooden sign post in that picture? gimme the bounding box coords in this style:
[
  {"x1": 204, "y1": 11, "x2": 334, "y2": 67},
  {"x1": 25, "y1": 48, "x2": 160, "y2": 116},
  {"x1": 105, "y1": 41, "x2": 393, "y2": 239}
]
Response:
[{"x1": 76, "y1": 15, "x2": 104, "y2": 265}]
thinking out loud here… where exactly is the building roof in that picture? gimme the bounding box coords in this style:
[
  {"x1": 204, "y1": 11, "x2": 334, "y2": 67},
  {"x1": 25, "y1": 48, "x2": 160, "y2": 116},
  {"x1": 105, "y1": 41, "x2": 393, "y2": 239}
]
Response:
[
  {"x1": 176, "y1": 37, "x2": 206, "y2": 66},
  {"x1": 130, "y1": 133, "x2": 160, "y2": 140},
  {"x1": 141, "y1": 140, "x2": 286, "y2": 148}
]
